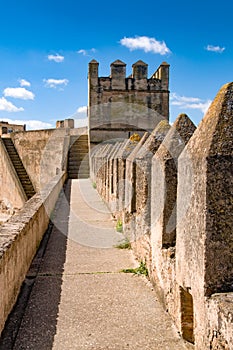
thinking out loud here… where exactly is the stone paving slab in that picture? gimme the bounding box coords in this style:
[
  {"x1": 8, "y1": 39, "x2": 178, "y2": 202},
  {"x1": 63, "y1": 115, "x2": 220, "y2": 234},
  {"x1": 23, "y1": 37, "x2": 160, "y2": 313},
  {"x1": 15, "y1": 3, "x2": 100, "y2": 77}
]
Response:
[
  {"x1": 11, "y1": 179, "x2": 193, "y2": 350},
  {"x1": 14, "y1": 273, "x2": 193, "y2": 350},
  {"x1": 39, "y1": 229, "x2": 136, "y2": 275}
]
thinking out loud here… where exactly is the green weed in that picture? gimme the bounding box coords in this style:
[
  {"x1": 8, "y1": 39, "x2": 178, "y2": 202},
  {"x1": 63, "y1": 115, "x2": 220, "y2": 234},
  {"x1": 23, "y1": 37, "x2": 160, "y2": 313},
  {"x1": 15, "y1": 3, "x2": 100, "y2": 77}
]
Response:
[
  {"x1": 121, "y1": 262, "x2": 148, "y2": 276},
  {"x1": 115, "y1": 239, "x2": 131, "y2": 249},
  {"x1": 116, "y1": 219, "x2": 123, "y2": 233}
]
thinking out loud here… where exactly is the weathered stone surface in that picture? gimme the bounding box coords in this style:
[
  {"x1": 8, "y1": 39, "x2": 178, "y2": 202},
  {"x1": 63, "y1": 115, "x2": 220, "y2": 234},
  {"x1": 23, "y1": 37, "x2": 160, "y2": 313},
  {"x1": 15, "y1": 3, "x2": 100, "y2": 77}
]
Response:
[
  {"x1": 176, "y1": 83, "x2": 233, "y2": 349},
  {"x1": 1, "y1": 75, "x2": 233, "y2": 350},
  {"x1": 148, "y1": 114, "x2": 195, "y2": 329},
  {"x1": 0, "y1": 138, "x2": 27, "y2": 211},
  {"x1": 207, "y1": 293, "x2": 233, "y2": 350},
  {"x1": 123, "y1": 132, "x2": 150, "y2": 240},
  {"x1": 90, "y1": 143, "x2": 107, "y2": 182},
  {"x1": 0, "y1": 172, "x2": 66, "y2": 336},
  {"x1": 95, "y1": 143, "x2": 113, "y2": 197},
  {"x1": 8, "y1": 179, "x2": 192, "y2": 350},
  {"x1": 112, "y1": 139, "x2": 140, "y2": 217},
  {"x1": 11, "y1": 128, "x2": 86, "y2": 192},
  {"x1": 131, "y1": 121, "x2": 171, "y2": 264},
  {"x1": 151, "y1": 114, "x2": 196, "y2": 249},
  {"x1": 88, "y1": 60, "x2": 170, "y2": 145},
  {"x1": 107, "y1": 140, "x2": 128, "y2": 214},
  {"x1": 105, "y1": 142, "x2": 123, "y2": 203},
  {"x1": 0, "y1": 121, "x2": 25, "y2": 136}
]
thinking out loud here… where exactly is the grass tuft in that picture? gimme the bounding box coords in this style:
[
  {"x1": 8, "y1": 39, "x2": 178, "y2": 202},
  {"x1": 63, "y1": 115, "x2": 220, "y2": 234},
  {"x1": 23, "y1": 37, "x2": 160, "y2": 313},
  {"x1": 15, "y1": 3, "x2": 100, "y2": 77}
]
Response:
[
  {"x1": 121, "y1": 261, "x2": 148, "y2": 276},
  {"x1": 115, "y1": 239, "x2": 131, "y2": 249},
  {"x1": 116, "y1": 219, "x2": 123, "y2": 233}
]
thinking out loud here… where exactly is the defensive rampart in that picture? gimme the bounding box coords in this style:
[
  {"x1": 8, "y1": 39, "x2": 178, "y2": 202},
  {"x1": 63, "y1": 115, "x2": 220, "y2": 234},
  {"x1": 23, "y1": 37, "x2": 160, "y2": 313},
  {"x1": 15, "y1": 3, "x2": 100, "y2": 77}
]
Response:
[
  {"x1": 90, "y1": 82, "x2": 233, "y2": 349},
  {"x1": 0, "y1": 172, "x2": 67, "y2": 335},
  {"x1": 0, "y1": 126, "x2": 88, "y2": 336}
]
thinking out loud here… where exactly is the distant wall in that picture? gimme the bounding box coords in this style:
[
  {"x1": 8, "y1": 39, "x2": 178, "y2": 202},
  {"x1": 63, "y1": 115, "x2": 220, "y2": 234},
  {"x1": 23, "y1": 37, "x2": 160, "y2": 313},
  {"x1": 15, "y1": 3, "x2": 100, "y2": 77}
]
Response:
[
  {"x1": 0, "y1": 121, "x2": 25, "y2": 136},
  {"x1": 0, "y1": 138, "x2": 26, "y2": 210},
  {"x1": 88, "y1": 60, "x2": 169, "y2": 145},
  {"x1": 0, "y1": 171, "x2": 67, "y2": 336},
  {"x1": 11, "y1": 129, "x2": 68, "y2": 192},
  {"x1": 11, "y1": 127, "x2": 87, "y2": 192}
]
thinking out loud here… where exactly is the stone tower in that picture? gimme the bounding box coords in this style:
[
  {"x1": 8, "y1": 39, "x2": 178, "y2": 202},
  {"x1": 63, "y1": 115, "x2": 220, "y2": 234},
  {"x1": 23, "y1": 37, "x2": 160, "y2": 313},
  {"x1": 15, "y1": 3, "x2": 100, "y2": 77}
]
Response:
[{"x1": 88, "y1": 59, "x2": 170, "y2": 145}]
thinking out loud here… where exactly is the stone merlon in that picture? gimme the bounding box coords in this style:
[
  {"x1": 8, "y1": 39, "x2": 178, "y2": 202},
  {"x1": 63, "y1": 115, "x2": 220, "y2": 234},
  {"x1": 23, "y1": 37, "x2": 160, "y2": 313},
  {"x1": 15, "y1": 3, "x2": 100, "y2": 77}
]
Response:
[{"x1": 88, "y1": 59, "x2": 170, "y2": 144}]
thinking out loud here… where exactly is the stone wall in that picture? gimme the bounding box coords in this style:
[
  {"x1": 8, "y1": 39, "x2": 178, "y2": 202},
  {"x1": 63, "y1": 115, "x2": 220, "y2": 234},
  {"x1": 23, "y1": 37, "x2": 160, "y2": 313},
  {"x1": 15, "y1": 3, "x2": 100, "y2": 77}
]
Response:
[
  {"x1": 89, "y1": 83, "x2": 233, "y2": 349},
  {"x1": 11, "y1": 127, "x2": 87, "y2": 192},
  {"x1": 0, "y1": 172, "x2": 67, "y2": 336},
  {"x1": 0, "y1": 138, "x2": 27, "y2": 211},
  {"x1": 88, "y1": 59, "x2": 169, "y2": 145},
  {"x1": 0, "y1": 121, "x2": 25, "y2": 136},
  {"x1": 10, "y1": 129, "x2": 69, "y2": 192},
  {"x1": 176, "y1": 83, "x2": 233, "y2": 349}
]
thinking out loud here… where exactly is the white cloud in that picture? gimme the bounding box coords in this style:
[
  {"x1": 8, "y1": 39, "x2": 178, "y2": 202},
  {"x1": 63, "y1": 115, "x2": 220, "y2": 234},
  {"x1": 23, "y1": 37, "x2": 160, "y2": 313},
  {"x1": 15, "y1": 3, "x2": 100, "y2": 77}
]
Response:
[
  {"x1": 43, "y1": 78, "x2": 69, "y2": 89},
  {"x1": 77, "y1": 48, "x2": 96, "y2": 56},
  {"x1": 182, "y1": 100, "x2": 212, "y2": 114},
  {"x1": 77, "y1": 106, "x2": 87, "y2": 114},
  {"x1": 171, "y1": 93, "x2": 212, "y2": 114},
  {"x1": 170, "y1": 93, "x2": 201, "y2": 104},
  {"x1": 19, "y1": 79, "x2": 31, "y2": 87},
  {"x1": 3, "y1": 87, "x2": 34, "y2": 100},
  {"x1": 66, "y1": 106, "x2": 88, "y2": 127},
  {"x1": 48, "y1": 54, "x2": 64, "y2": 62},
  {"x1": 78, "y1": 49, "x2": 88, "y2": 56},
  {"x1": 0, "y1": 97, "x2": 24, "y2": 112},
  {"x1": 120, "y1": 36, "x2": 171, "y2": 55},
  {"x1": 1, "y1": 118, "x2": 53, "y2": 130},
  {"x1": 206, "y1": 45, "x2": 225, "y2": 53},
  {"x1": 25, "y1": 120, "x2": 53, "y2": 130}
]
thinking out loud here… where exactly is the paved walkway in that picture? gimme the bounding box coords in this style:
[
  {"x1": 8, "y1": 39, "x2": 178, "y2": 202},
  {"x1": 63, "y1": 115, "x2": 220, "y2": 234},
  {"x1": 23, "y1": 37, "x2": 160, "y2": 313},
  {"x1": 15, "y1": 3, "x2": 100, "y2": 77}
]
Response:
[{"x1": 4, "y1": 179, "x2": 193, "y2": 349}]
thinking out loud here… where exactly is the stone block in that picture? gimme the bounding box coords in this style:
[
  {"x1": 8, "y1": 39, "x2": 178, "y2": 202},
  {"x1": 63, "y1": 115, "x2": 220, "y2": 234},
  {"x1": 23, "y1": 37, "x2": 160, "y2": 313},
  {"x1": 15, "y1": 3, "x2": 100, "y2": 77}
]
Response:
[{"x1": 176, "y1": 83, "x2": 233, "y2": 348}]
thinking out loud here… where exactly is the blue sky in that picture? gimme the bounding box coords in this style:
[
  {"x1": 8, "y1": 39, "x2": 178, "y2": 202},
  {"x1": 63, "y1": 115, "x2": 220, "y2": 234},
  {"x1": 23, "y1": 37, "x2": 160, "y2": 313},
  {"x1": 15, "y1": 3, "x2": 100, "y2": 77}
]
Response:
[{"x1": 0, "y1": 0, "x2": 232, "y2": 129}]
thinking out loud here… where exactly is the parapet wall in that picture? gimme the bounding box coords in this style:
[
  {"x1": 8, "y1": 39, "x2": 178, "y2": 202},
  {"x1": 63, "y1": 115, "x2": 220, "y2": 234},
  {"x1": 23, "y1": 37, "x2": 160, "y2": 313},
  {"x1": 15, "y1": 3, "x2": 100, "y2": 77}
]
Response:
[
  {"x1": 0, "y1": 171, "x2": 67, "y2": 336},
  {"x1": 90, "y1": 82, "x2": 233, "y2": 349}
]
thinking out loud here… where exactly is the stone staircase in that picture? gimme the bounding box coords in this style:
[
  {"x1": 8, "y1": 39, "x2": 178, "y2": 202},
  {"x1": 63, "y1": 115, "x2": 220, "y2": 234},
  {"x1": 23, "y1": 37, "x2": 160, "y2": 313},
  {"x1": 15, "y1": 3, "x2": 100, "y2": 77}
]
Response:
[
  {"x1": 68, "y1": 135, "x2": 90, "y2": 179},
  {"x1": 2, "y1": 138, "x2": 36, "y2": 200}
]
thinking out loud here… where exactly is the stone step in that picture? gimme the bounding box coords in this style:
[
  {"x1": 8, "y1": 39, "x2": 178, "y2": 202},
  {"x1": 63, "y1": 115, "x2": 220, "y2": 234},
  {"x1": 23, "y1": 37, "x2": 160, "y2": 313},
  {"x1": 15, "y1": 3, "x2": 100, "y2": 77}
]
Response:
[
  {"x1": 12, "y1": 166, "x2": 25, "y2": 171},
  {"x1": 2, "y1": 138, "x2": 36, "y2": 200},
  {"x1": 68, "y1": 175, "x2": 89, "y2": 179},
  {"x1": 8, "y1": 159, "x2": 22, "y2": 163},
  {"x1": 69, "y1": 170, "x2": 89, "y2": 173},
  {"x1": 68, "y1": 136, "x2": 90, "y2": 179},
  {"x1": 69, "y1": 149, "x2": 89, "y2": 155},
  {"x1": 69, "y1": 155, "x2": 89, "y2": 159},
  {"x1": 68, "y1": 160, "x2": 89, "y2": 165},
  {"x1": 68, "y1": 170, "x2": 90, "y2": 175},
  {"x1": 68, "y1": 151, "x2": 89, "y2": 156}
]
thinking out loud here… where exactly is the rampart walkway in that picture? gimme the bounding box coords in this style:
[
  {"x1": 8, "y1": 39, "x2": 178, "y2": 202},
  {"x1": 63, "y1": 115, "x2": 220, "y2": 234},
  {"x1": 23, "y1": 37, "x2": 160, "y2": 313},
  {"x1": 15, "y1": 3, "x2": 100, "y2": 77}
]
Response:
[{"x1": 1, "y1": 179, "x2": 193, "y2": 350}]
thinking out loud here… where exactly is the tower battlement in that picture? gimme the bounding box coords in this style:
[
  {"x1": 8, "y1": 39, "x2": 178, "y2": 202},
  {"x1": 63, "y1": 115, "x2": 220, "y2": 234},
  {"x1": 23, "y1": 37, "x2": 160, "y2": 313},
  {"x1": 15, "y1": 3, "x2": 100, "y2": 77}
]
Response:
[{"x1": 88, "y1": 60, "x2": 170, "y2": 144}]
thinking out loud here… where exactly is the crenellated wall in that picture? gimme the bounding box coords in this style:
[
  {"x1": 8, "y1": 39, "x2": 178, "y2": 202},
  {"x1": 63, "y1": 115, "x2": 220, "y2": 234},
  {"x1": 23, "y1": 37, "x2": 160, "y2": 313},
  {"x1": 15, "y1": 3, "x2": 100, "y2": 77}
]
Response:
[
  {"x1": 88, "y1": 59, "x2": 170, "y2": 145},
  {"x1": 90, "y1": 82, "x2": 233, "y2": 350}
]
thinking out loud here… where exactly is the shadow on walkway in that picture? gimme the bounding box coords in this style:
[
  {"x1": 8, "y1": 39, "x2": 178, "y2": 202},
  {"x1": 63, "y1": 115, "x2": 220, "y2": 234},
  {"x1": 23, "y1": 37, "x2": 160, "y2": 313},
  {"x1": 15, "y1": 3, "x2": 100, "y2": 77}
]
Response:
[
  {"x1": 0, "y1": 179, "x2": 193, "y2": 350},
  {"x1": 0, "y1": 180, "x2": 72, "y2": 350}
]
